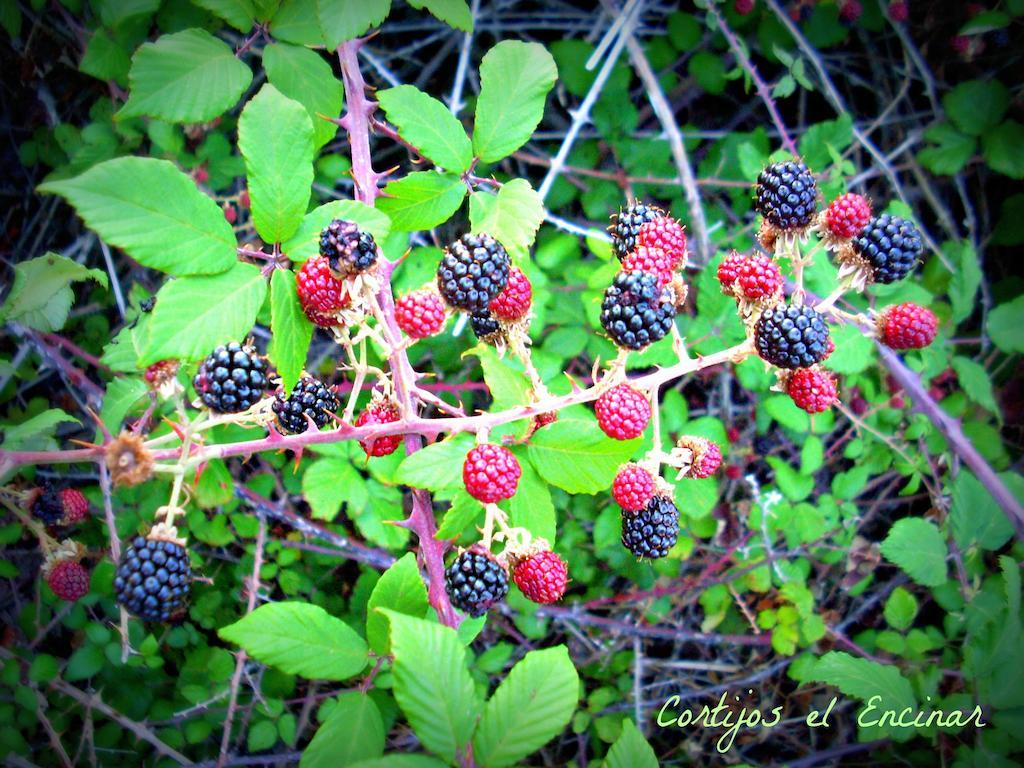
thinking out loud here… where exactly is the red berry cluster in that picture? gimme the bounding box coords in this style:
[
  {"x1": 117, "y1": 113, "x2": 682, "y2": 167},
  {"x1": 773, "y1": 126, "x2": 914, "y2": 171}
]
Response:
[
  {"x1": 356, "y1": 399, "x2": 402, "y2": 457},
  {"x1": 463, "y1": 443, "x2": 521, "y2": 504},
  {"x1": 296, "y1": 255, "x2": 350, "y2": 328},
  {"x1": 595, "y1": 384, "x2": 651, "y2": 440},
  {"x1": 878, "y1": 303, "x2": 938, "y2": 350}
]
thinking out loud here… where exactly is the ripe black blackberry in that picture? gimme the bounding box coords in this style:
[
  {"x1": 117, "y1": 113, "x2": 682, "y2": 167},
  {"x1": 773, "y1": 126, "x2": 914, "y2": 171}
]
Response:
[
  {"x1": 271, "y1": 377, "x2": 339, "y2": 434},
  {"x1": 600, "y1": 270, "x2": 677, "y2": 350},
  {"x1": 755, "y1": 161, "x2": 817, "y2": 230},
  {"x1": 754, "y1": 304, "x2": 831, "y2": 369},
  {"x1": 444, "y1": 548, "x2": 509, "y2": 617},
  {"x1": 851, "y1": 214, "x2": 922, "y2": 284},
  {"x1": 30, "y1": 485, "x2": 63, "y2": 525},
  {"x1": 621, "y1": 495, "x2": 679, "y2": 559},
  {"x1": 114, "y1": 536, "x2": 192, "y2": 622},
  {"x1": 193, "y1": 342, "x2": 269, "y2": 414},
  {"x1": 319, "y1": 219, "x2": 377, "y2": 277},
  {"x1": 437, "y1": 234, "x2": 510, "y2": 312},
  {"x1": 470, "y1": 310, "x2": 500, "y2": 340},
  {"x1": 610, "y1": 202, "x2": 663, "y2": 261}
]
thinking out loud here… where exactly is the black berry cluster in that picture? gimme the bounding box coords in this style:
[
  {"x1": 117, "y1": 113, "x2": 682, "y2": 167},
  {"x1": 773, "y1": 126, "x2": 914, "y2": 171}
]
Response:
[
  {"x1": 851, "y1": 214, "x2": 922, "y2": 284},
  {"x1": 610, "y1": 202, "x2": 663, "y2": 261},
  {"x1": 600, "y1": 270, "x2": 677, "y2": 350},
  {"x1": 114, "y1": 536, "x2": 192, "y2": 622},
  {"x1": 193, "y1": 342, "x2": 269, "y2": 414},
  {"x1": 621, "y1": 495, "x2": 679, "y2": 559},
  {"x1": 30, "y1": 485, "x2": 63, "y2": 525},
  {"x1": 754, "y1": 304, "x2": 831, "y2": 369},
  {"x1": 271, "y1": 377, "x2": 339, "y2": 434},
  {"x1": 444, "y1": 549, "x2": 509, "y2": 617},
  {"x1": 319, "y1": 219, "x2": 378, "y2": 277},
  {"x1": 470, "y1": 310, "x2": 501, "y2": 340},
  {"x1": 437, "y1": 234, "x2": 510, "y2": 312},
  {"x1": 755, "y1": 161, "x2": 817, "y2": 230}
]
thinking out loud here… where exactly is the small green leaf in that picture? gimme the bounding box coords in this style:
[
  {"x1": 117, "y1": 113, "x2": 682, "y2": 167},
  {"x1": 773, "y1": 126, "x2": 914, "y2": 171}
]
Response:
[
  {"x1": 472, "y1": 645, "x2": 579, "y2": 768},
  {"x1": 366, "y1": 553, "x2": 429, "y2": 656},
  {"x1": 472, "y1": 41, "x2": 557, "y2": 163},
  {"x1": 142, "y1": 262, "x2": 268, "y2": 364},
  {"x1": 987, "y1": 295, "x2": 1024, "y2": 353},
  {"x1": 301, "y1": 693, "x2": 384, "y2": 768},
  {"x1": 377, "y1": 172, "x2": 467, "y2": 231},
  {"x1": 0, "y1": 252, "x2": 107, "y2": 332},
  {"x1": 393, "y1": 434, "x2": 474, "y2": 491},
  {"x1": 193, "y1": 0, "x2": 256, "y2": 32},
  {"x1": 883, "y1": 587, "x2": 918, "y2": 632},
  {"x1": 269, "y1": 0, "x2": 324, "y2": 46},
  {"x1": 377, "y1": 85, "x2": 473, "y2": 172},
  {"x1": 407, "y1": 0, "x2": 472, "y2": 31},
  {"x1": 880, "y1": 518, "x2": 948, "y2": 587},
  {"x1": 268, "y1": 269, "x2": 313, "y2": 395},
  {"x1": 317, "y1": 0, "x2": 390, "y2": 49},
  {"x1": 263, "y1": 43, "x2": 343, "y2": 150},
  {"x1": 99, "y1": 377, "x2": 148, "y2": 436},
  {"x1": 951, "y1": 470, "x2": 1013, "y2": 552},
  {"x1": 39, "y1": 157, "x2": 237, "y2": 277},
  {"x1": 808, "y1": 651, "x2": 916, "y2": 740},
  {"x1": 918, "y1": 122, "x2": 976, "y2": 176},
  {"x1": 437, "y1": 491, "x2": 483, "y2": 539},
  {"x1": 983, "y1": 120, "x2": 1024, "y2": 179},
  {"x1": 118, "y1": 29, "x2": 253, "y2": 123},
  {"x1": 219, "y1": 601, "x2": 368, "y2": 680},
  {"x1": 605, "y1": 719, "x2": 658, "y2": 768},
  {"x1": 468, "y1": 178, "x2": 544, "y2": 260},
  {"x1": 0, "y1": 409, "x2": 79, "y2": 451},
  {"x1": 281, "y1": 200, "x2": 391, "y2": 263},
  {"x1": 942, "y1": 80, "x2": 1009, "y2": 137},
  {"x1": 383, "y1": 611, "x2": 479, "y2": 763},
  {"x1": 302, "y1": 458, "x2": 367, "y2": 521},
  {"x1": 947, "y1": 240, "x2": 982, "y2": 324},
  {"x1": 508, "y1": 458, "x2": 556, "y2": 544},
  {"x1": 951, "y1": 356, "x2": 999, "y2": 415},
  {"x1": 64, "y1": 645, "x2": 106, "y2": 681},
  {"x1": 527, "y1": 417, "x2": 640, "y2": 494}
]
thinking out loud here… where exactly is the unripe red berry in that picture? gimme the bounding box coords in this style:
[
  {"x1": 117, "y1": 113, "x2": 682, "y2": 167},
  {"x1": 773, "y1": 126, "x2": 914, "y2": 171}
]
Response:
[
  {"x1": 59, "y1": 489, "x2": 89, "y2": 525},
  {"x1": 735, "y1": 254, "x2": 783, "y2": 299},
  {"x1": 512, "y1": 550, "x2": 568, "y2": 604},
  {"x1": 726, "y1": 426, "x2": 741, "y2": 443},
  {"x1": 823, "y1": 193, "x2": 871, "y2": 239},
  {"x1": 595, "y1": 384, "x2": 651, "y2": 440},
  {"x1": 839, "y1": 0, "x2": 862, "y2": 22},
  {"x1": 612, "y1": 463, "x2": 656, "y2": 512},
  {"x1": 296, "y1": 255, "x2": 350, "y2": 328},
  {"x1": 878, "y1": 303, "x2": 938, "y2": 350},
  {"x1": 622, "y1": 245, "x2": 675, "y2": 286},
  {"x1": 193, "y1": 166, "x2": 209, "y2": 185},
  {"x1": 239, "y1": 189, "x2": 250, "y2": 208},
  {"x1": 636, "y1": 218, "x2": 687, "y2": 269},
  {"x1": 717, "y1": 252, "x2": 748, "y2": 293},
  {"x1": 46, "y1": 560, "x2": 89, "y2": 602},
  {"x1": 725, "y1": 465, "x2": 743, "y2": 480},
  {"x1": 786, "y1": 368, "x2": 838, "y2": 414},
  {"x1": 951, "y1": 35, "x2": 970, "y2": 55},
  {"x1": 356, "y1": 400, "x2": 401, "y2": 457},
  {"x1": 489, "y1": 267, "x2": 532, "y2": 321},
  {"x1": 888, "y1": 0, "x2": 908, "y2": 22},
  {"x1": 463, "y1": 443, "x2": 521, "y2": 503},
  {"x1": 223, "y1": 204, "x2": 237, "y2": 224},
  {"x1": 687, "y1": 438, "x2": 722, "y2": 479},
  {"x1": 395, "y1": 290, "x2": 447, "y2": 339},
  {"x1": 735, "y1": 0, "x2": 755, "y2": 14}
]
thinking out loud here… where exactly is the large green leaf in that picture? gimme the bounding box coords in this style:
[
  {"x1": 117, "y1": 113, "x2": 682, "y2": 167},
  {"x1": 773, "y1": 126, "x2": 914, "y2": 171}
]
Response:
[
  {"x1": 0, "y1": 410, "x2": 80, "y2": 451},
  {"x1": 366, "y1": 552, "x2": 429, "y2": 656},
  {"x1": 118, "y1": 28, "x2": 253, "y2": 123},
  {"x1": 268, "y1": 269, "x2": 313, "y2": 395},
  {"x1": 951, "y1": 471, "x2": 1014, "y2": 552},
  {"x1": 281, "y1": 200, "x2": 391, "y2": 263},
  {"x1": 472, "y1": 646, "x2": 579, "y2": 768},
  {"x1": 377, "y1": 172, "x2": 466, "y2": 231},
  {"x1": 406, "y1": 0, "x2": 471, "y2": 30},
  {"x1": 302, "y1": 457, "x2": 368, "y2": 521},
  {"x1": 983, "y1": 120, "x2": 1024, "y2": 179},
  {"x1": 192, "y1": 0, "x2": 256, "y2": 31},
  {"x1": 39, "y1": 157, "x2": 237, "y2": 277},
  {"x1": 141, "y1": 262, "x2": 267, "y2": 364},
  {"x1": 219, "y1": 601, "x2": 368, "y2": 680},
  {"x1": 527, "y1": 417, "x2": 640, "y2": 494},
  {"x1": 880, "y1": 518, "x2": 948, "y2": 587},
  {"x1": 393, "y1": 434, "x2": 474, "y2": 491},
  {"x1": 270, "y1": 0, "x2": 324, "y2": 46},
  {"x1": 263, "y1": 43, "x2": 342, "y2": 149},
  {"x1": 987, "y1": 295, "x2": 1024, "y2": 353},
  {"x1": 377, "y1": 85, "x2": 473, "y2": 172},
  {"x1": 605, "y1": 720, "x2": 658, "y2": 768},
  {"x1": 383, "y1": 611, "x2": 478, "y2": 763},
  {"x1": 942, "y1": 80, "x2": 1009, "y2": 137},
  {"x1": 472, "y1": 41, "x2": 557, "y2": 163},
  {"x1": 301, "y1": 693, "x2": 384, "y2": 768},
  {"x1": 317, "y1": 0, "x2": 390, "y2": 49},
  {"x1": 239, "y1": 84, "x2": 314, "y2": 244},
  {"x1": 0, "y1": 252, "x2": 107, "y2": 332},
  {"x1": 468, "y1": 178, "x2": 544, "y2": 260},
  {"x1": 507, "y1": 457, "x2": 555, "y2": 543}
]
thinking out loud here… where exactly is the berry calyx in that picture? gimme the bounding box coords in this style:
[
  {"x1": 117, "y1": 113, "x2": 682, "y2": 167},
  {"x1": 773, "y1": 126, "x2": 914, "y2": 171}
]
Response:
[
  {"x1": 193, "y1": 342, "x2": 269, "y2": 414},
  {"x1": 272, "y1": 377, "x2": 339, "y2": 434},
  {"x1": 463, "y1": 443, "x2": 521, "y2": 503},
  {"x1": 599, "y1": 271, "x2": 677, "y2": 351},
  {"x1": 612, "y1": 463, "x2": 656, "y2": 512},
  {"x1": 511, "y1": 550, "x2": 568, "y2": 604},
  {"x1": 395, "y1": 289, "x2": 447, "y2": 339},
  {"x1": 489, "y1": 266, "x2": 532, "y2": 321},
  {"x1": 46, "y1": 559, "x2": 89, "y2": 602},
  {"x1": 621, "y1": 245, "x2": 675, "y2": 286},
  {"x1": 296, "y1": 255, "x2": 351, "y2": 328},
  {"x1": 437, "y1": 233, "x2": 511, "y2": 312},
  {"x1": 787, "y1": 368, "x2": 838, "y2": 413},
  {"x1": 636, "y1": 217, "x2": 687, "y2": 269},
  {"x1": 755, "y1": 160, "x2": 817, "y2": 231},
  {"x1": 851, "y1": 214, "x2": 923, "y2": 284},
  {"x1": 595, "y1": 384, "x2": 651, "y2": 440},
  {"x1": 735, "y1": 254, "x2": 783, "y2": 300},
  {"x1": 356, "y1": 399, "x2": 402, "y2": 457},
  {"x1": 621, "y1": 495, "x2": 679, "y2": 559},
  {"x1": 610, "y1": 203, "x2": 664, "y2": 261},
  {"x1": 677, "y1": 436, "x2": 723, "y2": 479},
  {"x1": 59, "y1": 488, "x2": 89, "y2": 525},
  {"x1": 823, "y1": 193, "x2": 871, "y2": 239},
  {"x1": 754, "y1": 304, "x2": 832, "y2": 369},
  {"x1": 114, "y1": 535, "x2": 192, "y2": 622},
  {"x1": 319, "y1": 219, "x2": 377, "y2": 277},
  {"x1": 445, "y1": 548, "x2": 508, "y2": 617},
  {"x1": 878, "y1": 303, "x2": 938, "y2": 350}
]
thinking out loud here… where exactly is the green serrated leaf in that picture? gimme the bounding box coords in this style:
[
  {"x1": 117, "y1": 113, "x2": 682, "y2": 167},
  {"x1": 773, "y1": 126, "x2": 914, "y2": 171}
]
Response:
[
  {"x1": 0, "y1": 252, "x2": 107, "y2": 332},
  {"x1": 468, "y1": 178, "x2": 544, "y2": 260},
  {"x1": 0, "y1": 410, "x2": 79, "y2": 451},
  {"x1": 947, "y1": 240, "x2": 981, "y2": 324},
  {"x1": 606, "y1": 719, "x2": 658, "y2": 768},
  {"x1": 377, "y1": 85, "x2": 473, "y2": 172},
  {"x1": 192, "y1": 0, "x2": 256, "y2": 32},
  {"x1": 987, "y1": 295, "x2": 1024, "y2": 353},
  {"x1": 942, "y1": 80, "x2": 1009, "y2": 137},
  {"x1": 264, "y1": 43, "x2": 342, "y2": 150},
  {"x1": 301, "y1": 693, "x2": 384, "y2": 768},
  {"x1": 472, "y1": 41, "x2": 557, "y2": 163},
  {"x1": 317, "y1": 0, "x2": 390, "y2": 49},
  {"x1": 407, "y1": 0, "x2": 471, "y2": 31},
  {"x1": 39, "y1": 157, "x2": 237, "y2": 277},
  {"x1": 269, "y1": 0, "x2": 324, "y2": 46},
  {"x1": 99, "y1": 377, "x2": 148, "y2": 436},
  {"x1": 808, "y1": 651, "x2": 916, "y2": 740},
  {"x1": 118, "y1": 29, "x2": 253, "y2": 123},
  {"x1": 527, "y1": 417, "x2": 640, "y2": 494},
  {"x1": 883, "y1": 587, "x2": 918, "y2": 632},
  {"x1": 302, "y1": 458, "x2": 367, "y2": 521},
  {"x1": 951, "y1": 470, "x2": 1013, "y2": 552},
  {"x1": 366, "y1": 553, "x2": 429, "y2": 656},
  {"x1": 282, "y1": 200, "x2": 391, "y2": 263},
  {"x1": 508, "y1": 457, "x2": 556, "y2": 543},
  {"x1": 393, "y1": 434, "x2": 474, "y2": 491},
  {"x1": 983, "y1": 120, "x2": 1024, "y2": 180},
  {"x1": 437, "y1": 491, "x2": 483, "y2": 539},
  {"x1": 142, "y1": 262, "x2": 267, "y2": 364},
  {"x1": 880, "y1": 518, "x2": 947, "y2": 587},
  {"x1": 377, "y1": 172, "x2": 466, "y2": 231},
  {"x1": 951, "y1": 356, "x2": 999, "y2": 415},
  {"x1": 219, "y1": 601, "x2": 368, "y2": 680},
  {"x1": 268, "y1": 269, "x2": 313, "y2": 394},
  {"x1": 918, "y1": 122, "x2": 976, "y2": 176}
]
